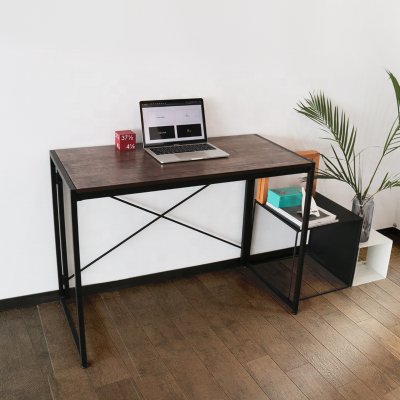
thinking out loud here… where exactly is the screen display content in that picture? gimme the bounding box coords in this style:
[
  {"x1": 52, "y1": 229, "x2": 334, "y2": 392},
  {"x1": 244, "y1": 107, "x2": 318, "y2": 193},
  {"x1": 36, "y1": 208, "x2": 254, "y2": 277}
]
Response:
[
  {"x1": 177, "y1": 124, "x2": 202, "y2": 138},
  {"x1": 141, "y1": 99, "x2": 206, "y2": 146},
  {"x1": 149, "y1": 126, "x2": 175, "y2": 141}
]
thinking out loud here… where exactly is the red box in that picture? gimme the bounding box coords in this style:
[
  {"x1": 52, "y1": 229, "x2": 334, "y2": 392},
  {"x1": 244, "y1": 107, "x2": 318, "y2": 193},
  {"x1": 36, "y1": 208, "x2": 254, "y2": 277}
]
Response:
[{"x1": 115, "y1": 130, "x2": 136, "y2": 151}]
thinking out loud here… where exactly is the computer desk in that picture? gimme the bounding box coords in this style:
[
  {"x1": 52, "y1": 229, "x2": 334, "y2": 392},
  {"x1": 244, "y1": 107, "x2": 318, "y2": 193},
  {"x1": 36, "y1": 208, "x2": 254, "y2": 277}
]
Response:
[{"x1": 50, "y1": 134, "x2": 315, "y2": 368}]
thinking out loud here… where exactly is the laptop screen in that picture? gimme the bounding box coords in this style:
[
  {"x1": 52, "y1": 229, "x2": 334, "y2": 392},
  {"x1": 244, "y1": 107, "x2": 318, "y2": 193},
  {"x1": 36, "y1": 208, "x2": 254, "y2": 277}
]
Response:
[{"x1": 140, "y1": 98, "x2": 207, "y2": 148}]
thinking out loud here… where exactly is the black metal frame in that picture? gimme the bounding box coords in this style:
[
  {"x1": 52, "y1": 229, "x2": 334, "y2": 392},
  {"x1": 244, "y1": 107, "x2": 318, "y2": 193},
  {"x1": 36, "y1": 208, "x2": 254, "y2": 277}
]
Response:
[
  {"x1": 50, "y1": 148, "x2": 315, "y2": 367},
  {"x1": 51, "y1": 155, "x2": 88, "y2": 367},
  {"x1": 249, "y1": 175, "x2": 358, "y2": 312},
  {"x1": 246, "y1": 167, "x2": 315, "y2": 314}
]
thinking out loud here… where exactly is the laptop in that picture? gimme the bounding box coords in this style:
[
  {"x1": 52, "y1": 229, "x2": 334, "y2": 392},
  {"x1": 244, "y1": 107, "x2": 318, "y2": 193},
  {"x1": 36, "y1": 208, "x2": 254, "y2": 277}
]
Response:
[{"x1": 139, "y1": 98, "x2": 229, "y2": 164}]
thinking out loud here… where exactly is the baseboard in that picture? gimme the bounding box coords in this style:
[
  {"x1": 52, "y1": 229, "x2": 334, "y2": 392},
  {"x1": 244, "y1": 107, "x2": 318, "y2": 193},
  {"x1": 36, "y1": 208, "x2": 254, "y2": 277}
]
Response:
[
  {"x1": 0, "y1": 290, "x2": 61, "y2": 312},
  {"x1": 0, "y1": 247, "x2": 297, "y2": 312}
]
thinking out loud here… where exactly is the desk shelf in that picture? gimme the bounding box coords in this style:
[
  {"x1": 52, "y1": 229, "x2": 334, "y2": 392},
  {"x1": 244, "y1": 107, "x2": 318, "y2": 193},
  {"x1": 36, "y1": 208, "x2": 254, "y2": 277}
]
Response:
[
  {"x1": 252, "y1": 193, "x2": 363, "y2": 304},
  {"x1": 353, "y1": 229, "x2": 393, "y2": 286}
]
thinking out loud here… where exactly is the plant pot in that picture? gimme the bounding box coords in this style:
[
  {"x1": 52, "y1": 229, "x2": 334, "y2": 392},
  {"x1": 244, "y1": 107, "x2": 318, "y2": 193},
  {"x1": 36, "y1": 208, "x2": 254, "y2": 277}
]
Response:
[{"x1": 352, "y1": 196, "x2": 374, "y2": 243}]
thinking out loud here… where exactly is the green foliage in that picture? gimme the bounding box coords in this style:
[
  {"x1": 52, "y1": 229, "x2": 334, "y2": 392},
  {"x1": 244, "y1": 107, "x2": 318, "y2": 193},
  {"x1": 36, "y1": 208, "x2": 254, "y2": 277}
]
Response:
[{"x1": 295, "y1": 70, "x2": 400, "y2": 202}]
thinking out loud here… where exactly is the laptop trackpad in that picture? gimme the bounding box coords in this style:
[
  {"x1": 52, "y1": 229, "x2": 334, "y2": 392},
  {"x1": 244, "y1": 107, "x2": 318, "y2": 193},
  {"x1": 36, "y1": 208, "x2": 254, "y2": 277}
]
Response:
[{"x1": 176, "y1": 151, "x2": 209, "y2": 160}]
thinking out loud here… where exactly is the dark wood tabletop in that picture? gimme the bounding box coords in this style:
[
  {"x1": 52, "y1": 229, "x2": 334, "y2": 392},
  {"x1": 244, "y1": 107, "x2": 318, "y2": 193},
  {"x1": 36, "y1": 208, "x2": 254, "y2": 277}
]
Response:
[{"x1": 53, "y1": 134, "x2": 313, "y2": 195}]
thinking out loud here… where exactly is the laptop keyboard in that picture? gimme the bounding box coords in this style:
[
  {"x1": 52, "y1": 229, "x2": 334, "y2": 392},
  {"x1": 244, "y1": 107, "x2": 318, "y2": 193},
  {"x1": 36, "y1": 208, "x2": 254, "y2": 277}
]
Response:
[{"x1": 151, "y1": 143, "x2": 216, "y2": 156}]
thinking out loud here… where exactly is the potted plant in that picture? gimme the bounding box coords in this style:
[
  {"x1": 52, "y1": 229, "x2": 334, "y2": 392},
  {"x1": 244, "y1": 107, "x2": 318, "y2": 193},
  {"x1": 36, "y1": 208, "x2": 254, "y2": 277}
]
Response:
[{"x1": 295, "y1": 71, "x2": 400, "y2": 242}]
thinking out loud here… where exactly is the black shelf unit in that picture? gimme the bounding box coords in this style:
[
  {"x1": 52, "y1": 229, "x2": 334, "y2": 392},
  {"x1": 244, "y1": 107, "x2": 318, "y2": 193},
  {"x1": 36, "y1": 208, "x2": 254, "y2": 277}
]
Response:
[{"x1": 249, "y1": 192, "x2": 363, "y2": 307}]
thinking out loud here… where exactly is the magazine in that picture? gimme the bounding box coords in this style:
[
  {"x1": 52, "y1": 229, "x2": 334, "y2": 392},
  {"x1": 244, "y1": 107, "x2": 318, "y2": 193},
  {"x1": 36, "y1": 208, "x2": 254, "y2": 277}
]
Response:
[{"x1": 265, "y1": 202, "x2": 338, "y2": 228}]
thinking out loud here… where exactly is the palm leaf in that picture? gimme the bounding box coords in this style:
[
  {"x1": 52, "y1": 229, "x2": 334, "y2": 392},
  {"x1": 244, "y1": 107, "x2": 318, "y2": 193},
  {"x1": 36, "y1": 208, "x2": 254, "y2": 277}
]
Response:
[
  {"x1": 378, "y1": 173, "x2": 400, "y2": 191},
  {"x1": 296, "y1": 71, "x2": 400, "y2": 201},
  {"x1": 295, "y1": 92, "x2": 357, "y2": 188},
  {"x1": 320, "y1": 154, "x2": 352, "y2": 184},
  {"x1": 383, "y1": 121, "x2": 400, "y2": 156},
  {"x1": 364, "y1": 119, "x2": 400, "y2": 197},
  {"x1": 387, "y1": 70, "x2": 400, "y2": 117}
]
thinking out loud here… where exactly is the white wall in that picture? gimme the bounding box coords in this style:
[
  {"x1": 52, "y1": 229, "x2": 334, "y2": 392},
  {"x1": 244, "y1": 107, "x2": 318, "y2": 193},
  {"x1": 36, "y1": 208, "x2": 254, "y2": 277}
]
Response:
[
  {"x1": 1, "y1": 1, "x2": 400, "y2": 300},
  {"x1": 396, "y1": 197, "x2": 400, "y2": 230}
]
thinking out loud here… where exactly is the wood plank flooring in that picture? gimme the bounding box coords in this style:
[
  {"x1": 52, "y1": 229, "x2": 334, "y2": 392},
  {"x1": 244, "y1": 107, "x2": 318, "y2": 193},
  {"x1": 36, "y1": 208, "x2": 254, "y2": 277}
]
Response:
[{"x1": 1, "y1": 237, "x2": 399, "y2": 400}]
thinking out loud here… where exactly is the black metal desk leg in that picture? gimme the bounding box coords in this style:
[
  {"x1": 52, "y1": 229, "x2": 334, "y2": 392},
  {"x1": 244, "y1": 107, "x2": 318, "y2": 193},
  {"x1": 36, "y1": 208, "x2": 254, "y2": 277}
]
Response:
[
  {"x1": 70, "y1": 190, "x2": 88, "y2": 368},
  {"x1": 240, "y1": 179, "x2": 255, "y2": 266},
  {"x1": 292, "y1": 165, "x2": 315, "y2": 314},
  {"x1": 50, "y1": 159, "x2": 65, "y2": 298},
  {"x1": 56, "y1": 173, "x2": 70, "y2": 299}
]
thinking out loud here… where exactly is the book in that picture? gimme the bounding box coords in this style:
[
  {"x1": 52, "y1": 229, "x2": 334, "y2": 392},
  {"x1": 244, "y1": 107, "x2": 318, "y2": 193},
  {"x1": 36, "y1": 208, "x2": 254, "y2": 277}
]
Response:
[
  {"x1": 267, "y1": 187, "x2": 302, "y2": 208},
  {"x1": 265, "y1": 202, "x2": 338, "y2": 229}
]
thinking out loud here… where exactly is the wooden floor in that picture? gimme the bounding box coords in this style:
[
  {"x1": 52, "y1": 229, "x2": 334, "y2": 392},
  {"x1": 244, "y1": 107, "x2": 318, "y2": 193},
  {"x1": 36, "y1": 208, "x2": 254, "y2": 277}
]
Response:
[{"x1": 1, "y1": 237, "x2": 400, "y2": 400}]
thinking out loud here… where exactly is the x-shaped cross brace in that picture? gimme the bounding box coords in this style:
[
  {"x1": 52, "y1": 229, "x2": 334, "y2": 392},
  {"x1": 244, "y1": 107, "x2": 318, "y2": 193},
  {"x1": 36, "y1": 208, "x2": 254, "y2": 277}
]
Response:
[{"x1": 68, "y1": 184, "x2": 241, "y2": 280}]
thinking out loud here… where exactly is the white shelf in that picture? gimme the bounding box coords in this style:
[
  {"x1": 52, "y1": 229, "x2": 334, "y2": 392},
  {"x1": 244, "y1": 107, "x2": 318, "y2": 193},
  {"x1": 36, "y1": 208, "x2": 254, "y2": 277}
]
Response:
[
  {"x1": 353, "y1": 262, "x2": 386, "y2": 286},
  {"x1": 359, "y1": 229, "x2": 392, "y2": 248},
  {"x1": 352, "y1": 229, "x2": 393, "y2": 286}
]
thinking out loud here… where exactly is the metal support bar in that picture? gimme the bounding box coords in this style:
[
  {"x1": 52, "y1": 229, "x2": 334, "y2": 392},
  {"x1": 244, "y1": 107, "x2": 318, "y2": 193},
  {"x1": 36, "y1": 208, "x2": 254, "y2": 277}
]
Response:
[
  {"x1": 287, "y1": 231, "x2": 299, "y2": 299},
  {"x1": 240, "y1": 179, "x2": 256, "y2": 266},
  {"x1": 247, "y1": 264, "x2": 295, "y2": 309},
  {"x1": 69, "y1": 185, "x2": 210, "y2": 280},
  {"x1": 299, "y1": 285, "x2": 348, "y2": 301},
  {"x1": 70, "y1": 190, "x2": 88, "y2": 369},
  {"x1": 60, "y1": 298, "x2": 80, "y2": 351},
  {"x1": 111, "y1": 196, "x2": 241, "y2": 249},
  {"x1": 50, "y1": 159, "x2": 65, "y2": 298},
  {"x1": 291, "y1": 165, "x2": 314, "y2": 314},
  {"x1": 56, "y1": 173, "x2": 70, "y2": 298}
]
